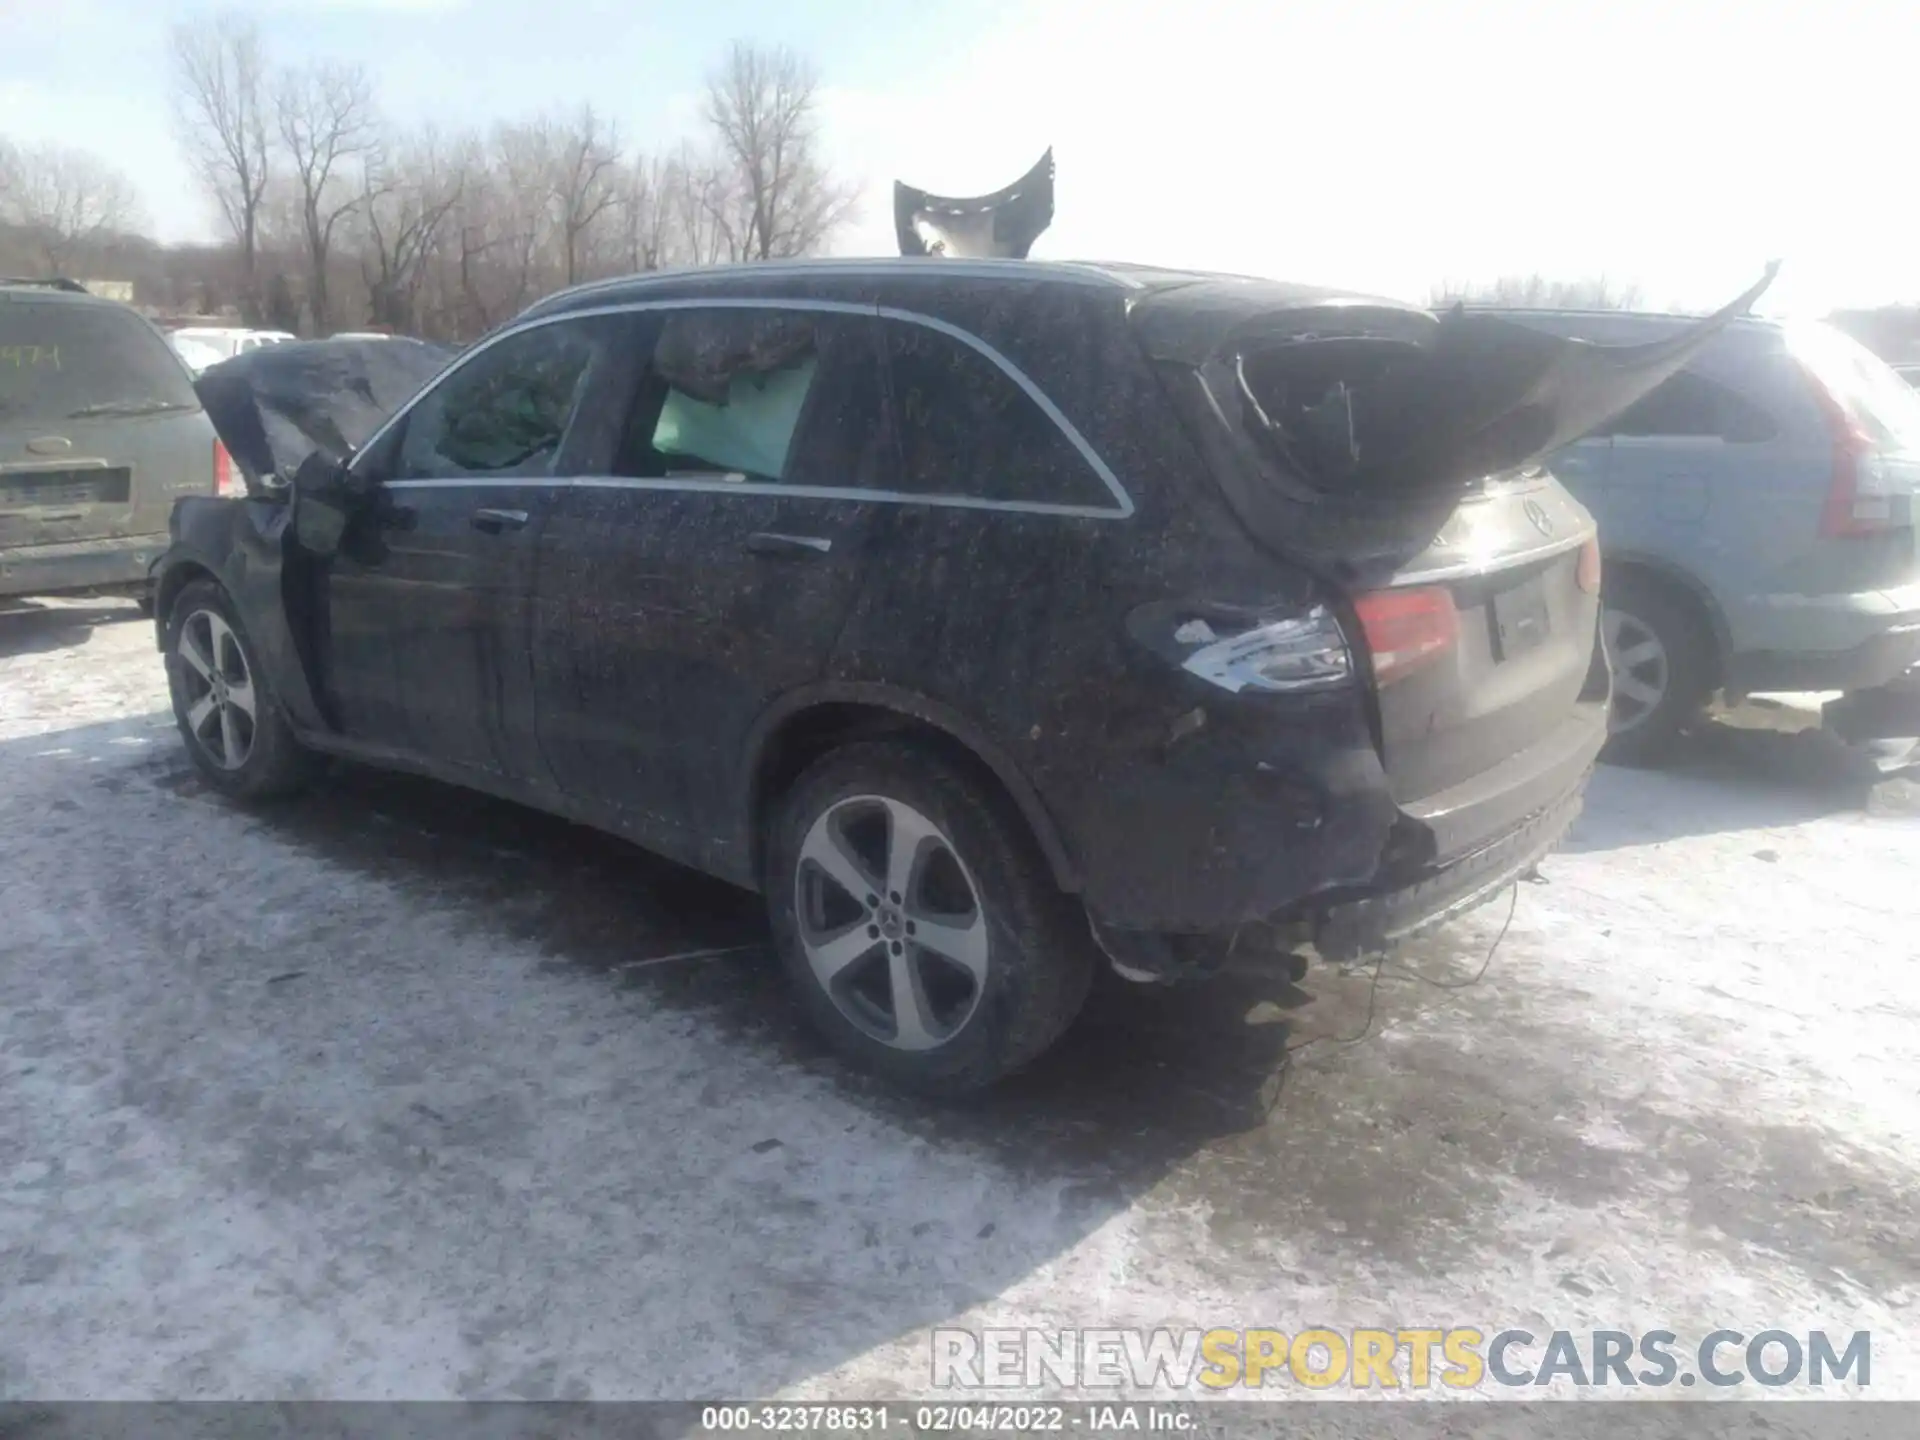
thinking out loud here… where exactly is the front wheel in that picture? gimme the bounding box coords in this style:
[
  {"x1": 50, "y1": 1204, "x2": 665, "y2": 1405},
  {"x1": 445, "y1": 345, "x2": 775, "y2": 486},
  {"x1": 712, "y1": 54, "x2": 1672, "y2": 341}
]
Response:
[
  {"x1": 764, "y1": 741, "x2": 1094, "y2": 1096},
  {"x1": 165, "y1": 579, "x2": 319, "y2": 801}
]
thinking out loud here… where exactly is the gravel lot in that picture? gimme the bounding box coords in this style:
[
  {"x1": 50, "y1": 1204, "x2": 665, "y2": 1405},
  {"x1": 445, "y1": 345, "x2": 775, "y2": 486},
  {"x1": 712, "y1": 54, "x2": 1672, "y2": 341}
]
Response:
[{"x1": 2, "y1": 596, "x2": 1916, "y2": 1404}]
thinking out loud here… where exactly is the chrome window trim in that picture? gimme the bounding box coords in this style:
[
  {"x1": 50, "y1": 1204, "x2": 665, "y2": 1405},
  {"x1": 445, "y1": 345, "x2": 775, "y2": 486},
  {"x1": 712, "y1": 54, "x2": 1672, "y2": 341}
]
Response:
[
  {"x1": 525, "y1": 258, "x2": 1133, "y2": 316},
  {"x1": 362, "y1": 296, "x2": 1136, "y2": 521}
]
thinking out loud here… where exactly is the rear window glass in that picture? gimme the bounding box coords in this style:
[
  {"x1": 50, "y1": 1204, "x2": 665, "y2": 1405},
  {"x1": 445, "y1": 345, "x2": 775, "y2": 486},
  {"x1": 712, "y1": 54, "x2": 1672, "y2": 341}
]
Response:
[
  {"x1": 1787, "y1": 322, "x2": 1920, "y2": 448},
  {"x1": 0, "y1": 299, "x2": 199, "y2": 425},
  {"x1": 881, "y1": 318, "x2": 1116, "y2": 509}
]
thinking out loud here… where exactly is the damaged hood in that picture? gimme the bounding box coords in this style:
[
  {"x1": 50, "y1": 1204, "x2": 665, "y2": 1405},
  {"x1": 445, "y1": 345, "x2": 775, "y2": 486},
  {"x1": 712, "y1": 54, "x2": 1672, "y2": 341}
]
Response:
[
  {"x1": 894, "y1": 149, "x2": 1055, "y2": 260},
  {"x1": 194, "y1": 337, "x2": 455, "y2": 485},
  {"x1": 1135, "y1": 264, "x2": 1780, "y2": 492}
]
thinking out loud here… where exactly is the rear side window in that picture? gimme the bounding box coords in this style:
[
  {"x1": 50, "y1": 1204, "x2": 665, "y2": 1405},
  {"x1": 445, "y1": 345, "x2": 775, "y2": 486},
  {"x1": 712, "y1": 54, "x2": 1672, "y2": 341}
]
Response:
[
  {"x1": 1600, "y1": 370, "x2": 1776, "y2": 443},
  {"x1": 880, "y1": 317, "x2": 1116, "y2": 509},
  {"x1": 397, "y1": 320, "x2": 604, "y2": 478},
  {"x1": 609, "y1": 307, "x2": 890, "y2": 488},
  {"x1": 0, "y1": 300, "x2": 199, "y2": 425}
]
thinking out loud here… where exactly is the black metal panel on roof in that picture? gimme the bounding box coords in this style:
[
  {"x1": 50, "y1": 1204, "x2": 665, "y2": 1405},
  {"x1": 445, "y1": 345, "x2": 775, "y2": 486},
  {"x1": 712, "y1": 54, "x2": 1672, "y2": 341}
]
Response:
[{"x1": 893, "y1": 149, "x2": 1055, "y2": 259}]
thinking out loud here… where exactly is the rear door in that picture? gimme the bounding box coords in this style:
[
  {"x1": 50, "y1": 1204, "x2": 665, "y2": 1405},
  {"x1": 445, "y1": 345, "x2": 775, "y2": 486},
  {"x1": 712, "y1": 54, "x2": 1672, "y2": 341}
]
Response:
[
  {"x1": 532, "y1": 302, "x2": 893, "y2": 870},
  {"x1": 1, "y1": 294, "x2": 211, "y2": 553}
]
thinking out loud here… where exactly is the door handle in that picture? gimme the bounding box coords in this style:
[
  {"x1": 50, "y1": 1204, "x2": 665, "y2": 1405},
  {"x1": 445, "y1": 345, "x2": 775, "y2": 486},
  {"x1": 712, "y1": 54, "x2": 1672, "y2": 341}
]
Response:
[
  {"x1": 472, "y1": 507, "x2": 529, "y2": 533},
  {"x1": 744, "y1": 531, "x2": 831, "y2": 557}
]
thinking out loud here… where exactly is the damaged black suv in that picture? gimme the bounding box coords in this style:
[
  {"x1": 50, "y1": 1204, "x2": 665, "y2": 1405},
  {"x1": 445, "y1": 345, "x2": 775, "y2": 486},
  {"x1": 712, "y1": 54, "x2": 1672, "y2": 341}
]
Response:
[{"x1": 156, "y1": 259, "x2": 1771, "y2": 1093}]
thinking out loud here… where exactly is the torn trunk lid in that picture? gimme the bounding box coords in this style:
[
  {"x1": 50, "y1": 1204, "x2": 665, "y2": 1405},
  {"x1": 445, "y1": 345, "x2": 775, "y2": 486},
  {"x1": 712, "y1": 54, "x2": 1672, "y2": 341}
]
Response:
[
  {"x1": 1138, "y1": 265, "x2": 1775, "y2": 838},
  {"x1": 1132, "y1": 263, "x2": 1778, "y2": 498}
]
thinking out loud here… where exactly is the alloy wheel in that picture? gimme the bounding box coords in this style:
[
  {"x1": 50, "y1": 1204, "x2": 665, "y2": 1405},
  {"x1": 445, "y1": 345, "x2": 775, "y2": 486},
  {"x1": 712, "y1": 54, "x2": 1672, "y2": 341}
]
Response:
[
  {"x1": 176, "y1": 609, "x2": 258, "y2": 770},
  {"x1": 1604, "y1": 607, "x2": 1672, "y2": 735},
  {"x1": 793, "y1": 795, "x2": 989, "y2": 1052}
]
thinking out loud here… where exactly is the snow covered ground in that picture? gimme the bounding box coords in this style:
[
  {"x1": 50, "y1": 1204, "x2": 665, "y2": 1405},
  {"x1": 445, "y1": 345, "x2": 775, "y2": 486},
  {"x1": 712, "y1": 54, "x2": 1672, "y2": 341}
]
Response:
[{"x1": 2, "y1": 596, "x2": 1916, "y2": 1405}]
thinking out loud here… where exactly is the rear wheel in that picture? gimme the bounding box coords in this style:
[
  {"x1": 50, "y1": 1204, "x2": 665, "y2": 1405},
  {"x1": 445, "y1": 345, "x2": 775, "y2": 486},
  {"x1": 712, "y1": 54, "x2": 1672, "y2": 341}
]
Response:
[
  {"x1": 765, "y1": 741, "x2": 1093, "y2": 1095},
  {"x1": 165, "y1": 580, "x2": 319, "y2": 800},
  {"x1": 1602, "y1": 573, "x2": 1714, "y2": 766}
]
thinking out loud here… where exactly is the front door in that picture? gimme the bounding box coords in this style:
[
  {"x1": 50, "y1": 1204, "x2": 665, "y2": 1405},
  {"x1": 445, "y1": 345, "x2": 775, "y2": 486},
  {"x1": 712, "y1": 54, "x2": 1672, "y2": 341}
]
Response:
[{"x1": 321, "y1": 316, "x2": 619, "y2": 783}]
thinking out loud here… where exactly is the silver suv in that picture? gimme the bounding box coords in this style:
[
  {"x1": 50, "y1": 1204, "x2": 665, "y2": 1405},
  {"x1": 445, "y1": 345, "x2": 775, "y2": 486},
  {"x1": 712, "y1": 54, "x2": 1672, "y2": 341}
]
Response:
[{"x1": 2, "y1": 279, "x2": 231, "y2": 603}]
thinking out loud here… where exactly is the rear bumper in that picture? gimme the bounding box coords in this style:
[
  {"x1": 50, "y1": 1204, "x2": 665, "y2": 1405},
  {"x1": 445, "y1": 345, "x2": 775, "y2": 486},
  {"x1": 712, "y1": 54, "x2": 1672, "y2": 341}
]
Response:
[
  {"x1": 1315, "y1": 780, "x2": 1585, "y2": 962},
  {"x1": 1728, "y1": 619, "x2": 1920, "y2": 694},
  {"x1": 0, "y1": 533, "x2": 166, "y2": 599},
  {"x1": 1398, "y1": 699, "x2": 1607, "y2": 862},
  {"x1": 1071, "y1": 692, "x2": 1604, "y2": 947},
  {"x1": 1311, "y1": 702, "x2": 1603, "y2": 962}
]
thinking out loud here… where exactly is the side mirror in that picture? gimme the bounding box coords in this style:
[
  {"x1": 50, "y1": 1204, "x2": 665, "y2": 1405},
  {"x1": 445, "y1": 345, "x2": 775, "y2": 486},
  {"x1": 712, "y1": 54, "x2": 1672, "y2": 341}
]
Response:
[{"x1": 288, "y1": 449, "x2": 358, "y2": 559}]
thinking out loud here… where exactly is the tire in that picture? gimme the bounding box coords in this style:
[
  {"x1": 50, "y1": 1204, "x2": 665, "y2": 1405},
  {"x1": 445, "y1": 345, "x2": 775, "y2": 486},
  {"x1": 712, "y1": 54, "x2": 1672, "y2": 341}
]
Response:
[
  {"x1": 1601, "y1": 573, "x2": 1714, "y2": 767},
  {"x1": 764, "y1": 740, "x2": 1094, "y2": 1096},
  {"x1": 164, "y1": 579, "x2": 319, "y2": 801}
]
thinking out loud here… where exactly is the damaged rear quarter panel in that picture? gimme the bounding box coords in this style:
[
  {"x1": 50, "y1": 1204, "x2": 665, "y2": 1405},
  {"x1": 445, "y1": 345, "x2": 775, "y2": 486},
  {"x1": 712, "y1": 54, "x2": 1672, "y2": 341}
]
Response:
[{"x1": 819, "y1": 278, "x2": 1399, "y2": 933}]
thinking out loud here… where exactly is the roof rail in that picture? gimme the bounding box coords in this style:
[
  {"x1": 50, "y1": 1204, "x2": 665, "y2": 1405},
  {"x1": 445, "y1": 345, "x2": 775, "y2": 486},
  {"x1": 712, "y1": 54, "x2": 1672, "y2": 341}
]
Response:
[{"x1": 0, "y1": 276, "x2": 91, "y2": 294}]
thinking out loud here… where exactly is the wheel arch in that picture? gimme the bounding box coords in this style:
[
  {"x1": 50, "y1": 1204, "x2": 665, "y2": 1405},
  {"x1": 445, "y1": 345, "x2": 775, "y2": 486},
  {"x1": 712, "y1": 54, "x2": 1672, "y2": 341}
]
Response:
[
  {"x1": 154, "y1": 557, "x2": 220, "y2": 633},
  {"x1": 741, "y1": 685, "x2": 1081, "y2": 896},
  {"x1": 1602, "y1": 550, "x2": 1732, "y2": 692}
]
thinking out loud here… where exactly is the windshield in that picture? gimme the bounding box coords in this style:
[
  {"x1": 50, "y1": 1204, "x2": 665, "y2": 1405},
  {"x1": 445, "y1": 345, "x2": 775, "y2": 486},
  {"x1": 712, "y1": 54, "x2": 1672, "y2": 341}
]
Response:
[
  {"x1": 1786, "y1": 321, "x2": 1920, "y2": 449},
  {"x1": 0, "y1": 301, "x2": 201, "y2": 425}
]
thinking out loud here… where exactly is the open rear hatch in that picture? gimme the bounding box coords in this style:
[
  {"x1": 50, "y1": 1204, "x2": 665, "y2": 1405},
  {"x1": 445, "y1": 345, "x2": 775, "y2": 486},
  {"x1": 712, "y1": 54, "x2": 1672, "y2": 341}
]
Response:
[{"x1": 1137, "y1": 266, "x2": 1778, "y2": 848}]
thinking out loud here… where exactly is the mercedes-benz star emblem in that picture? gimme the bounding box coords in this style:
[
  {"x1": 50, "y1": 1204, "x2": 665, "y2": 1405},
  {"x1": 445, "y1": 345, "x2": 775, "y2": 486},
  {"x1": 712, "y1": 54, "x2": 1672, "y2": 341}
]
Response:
[{"x1": 1524, "y1": 499, "x2": 1555, "y2": 537}]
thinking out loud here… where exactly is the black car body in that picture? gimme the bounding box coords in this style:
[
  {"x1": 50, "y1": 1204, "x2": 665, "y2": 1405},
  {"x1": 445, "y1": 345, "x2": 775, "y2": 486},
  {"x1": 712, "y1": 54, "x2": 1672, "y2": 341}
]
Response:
[{"x1": 153, "y1": 259, "x2": 1769, "y2": 1091}]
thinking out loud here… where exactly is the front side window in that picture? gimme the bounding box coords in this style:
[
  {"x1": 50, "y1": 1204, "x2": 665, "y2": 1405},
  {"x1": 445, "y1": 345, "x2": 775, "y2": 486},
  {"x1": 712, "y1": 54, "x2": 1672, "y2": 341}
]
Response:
[
  {"x1": 397, "y1": 320, "x2": 604, "y2": 479},
  {"x1": 880, "y1": 317, "x2": 1114, "y2": 508},
  {"x1": 0, "y1": 300, "x2": 199, "y2": 424}
]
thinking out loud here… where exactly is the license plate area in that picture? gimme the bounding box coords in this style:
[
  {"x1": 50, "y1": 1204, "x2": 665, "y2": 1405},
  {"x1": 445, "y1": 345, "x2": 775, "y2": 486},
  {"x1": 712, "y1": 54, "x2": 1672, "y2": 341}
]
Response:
[
  {"x1": 1490, "y1": 576, "x2": 1551, "y2": 661},
  {"x1": 0, "y1": 466, "x2": 132, "y2": 509}
]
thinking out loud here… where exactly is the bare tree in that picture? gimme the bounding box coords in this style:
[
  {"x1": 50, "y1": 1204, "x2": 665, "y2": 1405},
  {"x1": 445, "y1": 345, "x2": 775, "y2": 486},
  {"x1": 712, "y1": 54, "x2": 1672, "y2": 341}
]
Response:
[
  {"x1": 357, "y1": 129, "x2": 466, "y2": 333},
  {"x1": 171, "y1": 14, "x2": 272, "y2": 320},
  {"x1": 550, "y1": 104, "x2": 621, "y2": 286},
  {"x1": 276, "y1": 60, "x2": 377, "y2": 331},
  {"x1": 1, "y1": 143, "x2": 141, "y2": 274},
  {"x1": 666, "y1": 147, "x2": 741, "y2": 266},
  {"x1": 700, "y1": 40, "x2": 857, "y2": 261},
  {"x1": 488, "y1": 119, "x2": 563, "y2": 315},
  {"x1": 0, "y1": 137, "x2": 17, "y2": 209},
  {"x1": 616, "y1": 153, "x2": 672, "y2": 273},
  {"x1": 1431, "y1": 273, "x2": 1646, "y2": 311}
]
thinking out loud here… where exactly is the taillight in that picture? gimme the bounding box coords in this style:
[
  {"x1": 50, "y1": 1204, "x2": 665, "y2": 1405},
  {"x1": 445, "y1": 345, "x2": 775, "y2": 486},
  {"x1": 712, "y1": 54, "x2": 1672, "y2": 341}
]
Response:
[
  {"x1": 1576, "y1": 537, "x2": 1603, "y2": 595},
  {"x1": 214, "y1": 438, "x2": 241, "y2": 497},
  {"x1": 1352, "y1": 586, "x2": 1459, "y2": 686},
  {"x1": 1802, "y1": 366, "x2": 1888, "y2": 537},
  {"x1": 1176, "y1": 608, "x2": 1353, "y2": 694}
]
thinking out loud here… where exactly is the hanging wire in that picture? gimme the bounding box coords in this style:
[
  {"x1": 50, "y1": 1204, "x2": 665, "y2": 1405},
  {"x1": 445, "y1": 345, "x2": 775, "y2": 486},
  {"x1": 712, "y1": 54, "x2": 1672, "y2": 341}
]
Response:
[{"x1": 1284, "y1": 880, "x2": 1521, "y2": 1056}]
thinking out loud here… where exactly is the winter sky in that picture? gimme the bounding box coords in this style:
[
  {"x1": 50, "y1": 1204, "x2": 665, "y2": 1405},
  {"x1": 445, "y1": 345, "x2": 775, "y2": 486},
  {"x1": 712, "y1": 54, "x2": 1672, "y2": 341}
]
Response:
[{"x1": 1, "y1": 0, "x2": 1911, "y2": 316}]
